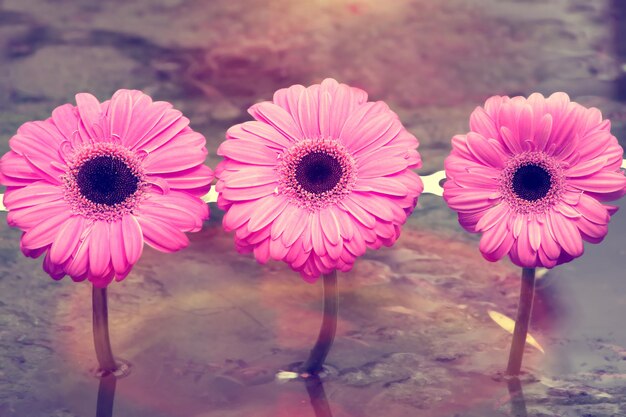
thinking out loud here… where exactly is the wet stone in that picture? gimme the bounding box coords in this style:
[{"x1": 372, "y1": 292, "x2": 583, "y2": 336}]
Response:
[
  {"x1": 6, "y1": 45, "x2": 141, "y2": 103},
  {"x1": 2, "y1": 0, "x2": 626, "y2": 415}
]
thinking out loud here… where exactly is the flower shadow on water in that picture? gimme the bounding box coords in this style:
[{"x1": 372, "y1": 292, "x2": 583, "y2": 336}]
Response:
[
  {"x1": 92, "y1": 372, "x2": 336, "y2": 417},
  {"x1": 304, "y1": 376, "x2": 334, "y2": 417},
  {"x1": 95, "y1": 374, "x2": 117, "y2": 417},
  {"x1": 506, "y1": 378, "x2": 528, "y2": 417}
]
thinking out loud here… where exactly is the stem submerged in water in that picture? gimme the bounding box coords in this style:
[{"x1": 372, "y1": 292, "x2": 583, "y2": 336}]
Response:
[
  {"x1": 507, "y1": 377, "x2": 528, "y2": 417},
  {"x1": 305, "y1": 375, "x2": 333, "y2": 417},
  {"x1": 96, "y1": 374, "x2": 117, "y2": 417},
  {"x1": 506, "y1": 267, "x2": 536, "y2": 376},
  {"x1": 92, "y1": 286, "x2": 118, "y2": 374},
  {"x1": 301, "y1": 271, "x2": 339, "y2": 375}
]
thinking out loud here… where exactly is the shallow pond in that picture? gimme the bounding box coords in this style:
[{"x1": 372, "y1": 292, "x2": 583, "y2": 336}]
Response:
[{"x1": 1, "y1": 0, "x2": 626, "y2": 416}]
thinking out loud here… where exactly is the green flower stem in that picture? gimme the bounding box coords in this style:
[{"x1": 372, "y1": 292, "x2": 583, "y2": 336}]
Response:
[
  {"x1": 506, "y1": 267, "x2": 536, "y2": 376},
  {"x1": 92, "y1": 286, "x2": 118, "y2": 374},
  {"x1": 301, "y1": 270, "x2": 339, "y2": 375}
]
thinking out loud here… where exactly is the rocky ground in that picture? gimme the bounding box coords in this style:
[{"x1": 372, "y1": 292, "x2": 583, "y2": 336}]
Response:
[{"x1": 1, "y1": 0, "x2": 626, "y2": 416}]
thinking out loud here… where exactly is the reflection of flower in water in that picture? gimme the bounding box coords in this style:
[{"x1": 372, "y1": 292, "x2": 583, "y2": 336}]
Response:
[
  {"x1": 444, "y1": 93, "x2": 626, "y2": 268},
  {"x1": 216, "y1": 78, "x2": 423, "y2": 281},
  {"x1": 0, "y1": 90, "x2": 213, "y2": 287}
]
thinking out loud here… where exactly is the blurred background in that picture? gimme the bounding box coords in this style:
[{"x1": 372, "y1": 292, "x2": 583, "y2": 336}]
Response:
[{"x1": 1, "y1": 0, "x2": 625, "y2": 416}]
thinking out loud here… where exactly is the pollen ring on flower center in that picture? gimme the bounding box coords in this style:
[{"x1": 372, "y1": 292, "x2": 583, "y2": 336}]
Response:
[
  {"x1": 62, "y1": 142, "x2": 148, "y2": 221},
  {"x1": 499, "y1": 151, "x2": 564, "y2": 215},
  {"x1": 277, "y1": 138, "x2": 357, "y2": 211}
]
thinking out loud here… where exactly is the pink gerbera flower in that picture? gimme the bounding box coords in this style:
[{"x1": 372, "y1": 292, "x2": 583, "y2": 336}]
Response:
[
  {"x1": 0, "y1": 90, "x2": 213, "y2": 287},
  {"x1": 444, "y1": 92, "x2": 626, "y2": 268},
  {"x1": 216, "y1": 78, "x2": 423, "y2": 281}
]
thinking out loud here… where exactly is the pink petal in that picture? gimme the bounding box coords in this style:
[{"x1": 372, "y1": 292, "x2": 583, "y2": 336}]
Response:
[
  {"x1": 568, "y1": 171, "x2": 626, "y2": 194},
  {"x1": 159, "y1": 164, "x2": 214, "y2": 194},
  {"x1": 554, "y1": 202, "x2": 582, "y2": 219},
  {"x1": 272, "y1": 84, "x2": 305, "y2": 114},
  {"x1": 574, "y1": 194, "x2": 609, "y2": 224},
  {"x1": 357, "y1": 156, "x2": 408, "y2": 178},
  {"x1": 8, "y1": 199, "x2": 68, "y2": 230},
  {"x1": 500, "y1": 126, "x2": 523, "y2": 154},
  {"x1": 16, "y1": 120, "x2": 66, "y2": 149},
  {"x1": 353, "y1": 177, "x2": 409, "y2": 197},
  {"x1": 328, "y1": 82, "x2": 366, "y2": 139},
  {"x1": 475, "y1": 203, "x2": 508, "y2": 232},
  {"x1": 539, "y1": 219, "x2": 560, "y2": 260},
  {"x1": 146, "y1": 191, "x2": 208, "y2": 221},
  {"x1": 21, "y1": 211, "x2": 71, "y2": 250},
  {"x1": 344, "y1": 225, "x2": 367, "y2": 257},
  {"x1": 444, "y1": 188, "x2": 496, "y2": 212},
  {"x1": 566, "y1": 157, "x2": 608, "y2": 178},
  {"x1": 537, "y1": 247, "x2": 557, "y2": 268},
  {"x1": 253, "y1": 238, "x2": 271, "y2": 263},
  {"x1": 139, "y1": 200, "x2": 202, "y2": 232},
  {"x1": 356, "y1": 143, "x2": 411, "y2": 167},
  {"x1": 479, "y1": 221, "x2": 508, "y2": 255},
  {"x1": 75, "y1": 93, "x2": 103, "y2": 140},
  {"x1": 88, "y1": 221, "x2": 111, "y2": 278},
  {"x1": 222, "y1": 199, "x2": 256, "y2": 231},
  {"x1": 237, "y1": 122, "x2": 292, "y2": 149},
  {"x1": 247, "y1": 196, "x2": 289, "y2": 233},
  {"x1": 320, "y1": 207, "x2": 341, "y2": 245},
  {"x1": 122, "y1": 215, "x2": 144, "y2": 264},
  {"x1": 51, "y1": 103, "x2": 79, "y2": 140},
  {"x1": 516, "y1": 219, "x2": 537, "y2": 267},
  {"x1": 10, "y1": 122, "x2": 68, "y2": 178},
  {"x1": 269, "y1": 237, "x2": 290, "y2": 260},
  {"x1": 124, "y1": 100, "x2": 172, "y2": 148},
  {"x1": 137, "y1": 215, "x2": 189, "y2": 253},
  {"x1": 296, "y1": 87, "x2": 320, "y2": 139},
  {"x1": 311, "y1": 211, "x2": 326, "y2": 256},
  {"x1": 143, "y1": 144, "x2": 207, "y2": 174},
  {"x1": 270, "y1": 203, "x2": 299, "y2": 241},
  {"x1": 469, "y1": 106, "x2": 499, "y2": 140},
  {"x1": 466, "y1": 132, "x2": 506, "y2": 168},
  {"x1": 550, "y1": 102, "x2": 579, "y2": 149},
  {"x1": 319, "y1": 90, "x2": 332, "y2": 139},
  {"x1": 2, "y1": 181, "x2": 63, "y2": 210},
  {"x1": 576, "y1": 130, "x2": 612, "y2": 161},
  {"x1": 0, "y1": 151, "x2": 41, "y2": 185},
  {"x1": 49, "y1": 216, "x2": 85, "y2": 264},
  {"x1": 349, "y1": 193, "x2": 394, "y2": 222},
  {"x1": 43, "y1": 251, "x2": 66, "y2": 280},
  {"x1": 483, "y1": 232, "x2": 514, "y2": 262},
  {"x1": 339, "y1": 102, "x2": 389, "y2": 148},
  {"x1": 217, "y1": 138, "x2": 278, "y2": 166},
  {"x1": 109, "y1": 219, "x2": 129, "y2": 276},
  {"x1": 528, "y1": 218, "x2": 542, "y2": 252},
  {"x1": 108, "y1": 90, "x2": 133, "y2": 140},
  {"x1": 534, "y1": 114, "x2": 553, "y2": 151},
  {"x1": 248, "y1": 102, "x2": 303, "y2": 142},
  {"x1": 343, "y1": 112, "x2": 397, "y2": 155},
  {"x1": 452, "y1": 171, "x2": 499, "y2": 190},
  {"x1": 549, "y1": 210, "x2": 583, "y2": 257},
  {"x1": 219, "y1": 182, "x2": 277, "y2": 201},
  {"x1": 222, "y1": 168, "x2": 278, "y2": 189},
  {"x1": 517, "y1": 104, "x2": 535, "y2": 144},
  {"x1": 498, "y1": 101, "x2": 520, "y2": 147},
  {"x1": 281, "y1": 207, "x2": 309, "y2": 247},
  {"x1": 136, "y1": 114, "x2": 190, "y2": 152}
]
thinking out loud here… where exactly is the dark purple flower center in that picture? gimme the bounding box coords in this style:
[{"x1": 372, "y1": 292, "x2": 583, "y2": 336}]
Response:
[
  {"x1": 295, "y1": 152, "x2": 343, "y2": 194},
  {"x1": 512, "y1": 164, "x2": 552, "y2": 201},
  {"x1": 76, "y1": 155, "x2": 139, "y2": 206}
]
